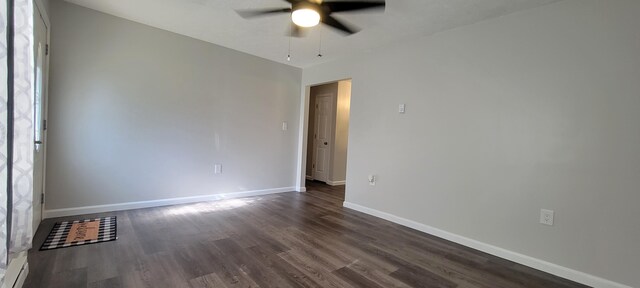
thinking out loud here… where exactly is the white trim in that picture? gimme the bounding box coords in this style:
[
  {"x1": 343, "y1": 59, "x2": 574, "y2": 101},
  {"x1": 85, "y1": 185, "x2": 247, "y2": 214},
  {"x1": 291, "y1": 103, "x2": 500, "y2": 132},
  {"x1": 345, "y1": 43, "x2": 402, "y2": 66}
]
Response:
[
  {"x1": 34, "y1": 0, "x2": 50, "y2": 26},
  {"x1": 295, "y1": 85, "x2": 311, "y2": 191},
  {"x1": 326, "y1": 180, "x2": 346, "y2": 186},
  {"x1": 33, "y1": 0, "x2": 51, "y2": 236},
  {"x1": 4, "y1": 252, "x2": 28, "y2": 288},
  {"x1": 43, "y1": 187, "x2": 295, "y2": 218},
  {"x1": 296, "y1": 79, "x2": 351, "y2": 198},
  {"x1": 297, "y1": 187, "x2": 307, "y2": 192},
  {"x1": 343, "y1": 201, "x2": 632, "y2": 288},
  {"x1": 13, "y1": 262, "x2": 28, "y2": 288}
]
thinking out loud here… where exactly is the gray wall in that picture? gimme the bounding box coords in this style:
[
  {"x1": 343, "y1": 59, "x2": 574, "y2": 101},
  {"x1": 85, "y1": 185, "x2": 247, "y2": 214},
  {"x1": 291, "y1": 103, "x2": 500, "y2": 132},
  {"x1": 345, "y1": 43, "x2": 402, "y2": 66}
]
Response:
[
  {"x1": 302, "y1": 0, "x2": 640, "y2": 286},
  {"x1": 46, "y1": 1, "x2": 302, "y2": 210}
]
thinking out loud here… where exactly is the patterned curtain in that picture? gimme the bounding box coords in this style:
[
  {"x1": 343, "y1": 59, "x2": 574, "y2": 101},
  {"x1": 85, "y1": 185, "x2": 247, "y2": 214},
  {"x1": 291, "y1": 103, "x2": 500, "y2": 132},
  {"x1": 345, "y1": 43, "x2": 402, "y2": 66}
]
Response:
[
  {"x1": 0, "y1": 0, "x2": 34, "y2": 283},
  {"x1": 10, "y1": 0, "x2": 34, "y2": 254},
  {"x1": 0, "y1": 0, "x2": 9, "y2": 284}
]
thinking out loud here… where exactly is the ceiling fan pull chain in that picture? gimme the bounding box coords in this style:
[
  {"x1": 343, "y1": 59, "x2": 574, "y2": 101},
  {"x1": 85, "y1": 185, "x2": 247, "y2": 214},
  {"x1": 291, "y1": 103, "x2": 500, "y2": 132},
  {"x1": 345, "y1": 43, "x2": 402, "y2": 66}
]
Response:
[
  {"x1": 288, "y1": 20, "x2": 292, "y2": 61},
  {"x1": 317, "y1": 27, "x2": 323, "y2": 57}
]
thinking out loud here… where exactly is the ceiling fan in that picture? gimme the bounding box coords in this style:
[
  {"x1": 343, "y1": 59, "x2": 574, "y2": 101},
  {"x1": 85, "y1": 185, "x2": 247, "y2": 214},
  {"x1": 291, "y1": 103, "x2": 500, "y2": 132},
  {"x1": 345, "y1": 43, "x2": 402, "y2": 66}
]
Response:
[{"x1": 237, "y1": 0, "x2": 386, "y2": 36}]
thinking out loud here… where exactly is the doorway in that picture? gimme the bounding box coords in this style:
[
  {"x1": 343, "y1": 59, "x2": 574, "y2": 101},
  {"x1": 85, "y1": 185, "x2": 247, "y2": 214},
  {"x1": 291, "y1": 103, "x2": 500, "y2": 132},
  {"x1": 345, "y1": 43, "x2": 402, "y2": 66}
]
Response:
[
  {"x1": 305, "y1": 80, "x2": 351, "y2": 186},
  {"x1": 33, "y1": 1, "x2": 50, "y2": 235}
]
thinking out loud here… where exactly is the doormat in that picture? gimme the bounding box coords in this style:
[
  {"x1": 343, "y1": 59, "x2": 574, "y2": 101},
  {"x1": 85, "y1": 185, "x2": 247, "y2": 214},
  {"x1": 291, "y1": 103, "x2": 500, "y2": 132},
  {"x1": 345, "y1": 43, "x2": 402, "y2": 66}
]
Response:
[{"x1": 40, "y1": 216, "x2": 117, "y2": 250}]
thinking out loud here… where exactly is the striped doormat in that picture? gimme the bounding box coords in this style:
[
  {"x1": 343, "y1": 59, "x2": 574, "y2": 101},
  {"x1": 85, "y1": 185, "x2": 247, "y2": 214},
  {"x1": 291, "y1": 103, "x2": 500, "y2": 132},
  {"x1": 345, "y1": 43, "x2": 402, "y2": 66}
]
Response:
[{"x1": 40, "y1": 216, "x2": 117, "y2": 250}]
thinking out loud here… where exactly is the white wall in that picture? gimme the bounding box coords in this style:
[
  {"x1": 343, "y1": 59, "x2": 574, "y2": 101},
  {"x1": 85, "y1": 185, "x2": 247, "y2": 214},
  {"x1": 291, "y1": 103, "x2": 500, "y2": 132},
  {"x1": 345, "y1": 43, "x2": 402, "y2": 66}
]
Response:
[
  {"x1": 45, "y1": 1, "x2": 301, "y2": 211},
  {"x1": 301, "y1": 0, "x2": 640, "y2": 287}
]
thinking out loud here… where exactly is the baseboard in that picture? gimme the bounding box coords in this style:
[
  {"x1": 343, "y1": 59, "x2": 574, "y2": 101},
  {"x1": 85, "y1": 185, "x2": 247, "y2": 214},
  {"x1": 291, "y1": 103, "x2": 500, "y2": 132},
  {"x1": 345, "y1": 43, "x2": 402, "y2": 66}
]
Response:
[
  {"x1": 297, "y1": 186, "x2": 307, "y2": 192},
  {"x1": 343, "y1": 201, "x2": 631, "y2": 288},
  {"x1": 13, "y1": 262, "x2": 28, "y2": 288},
  {"x1": 43, "y1": 187, "x2": 296, "y2": 218},
  {"x1": 326, "y1": 180, "x2": 346, "y2": 186},
  {"x1": 4, "y1": 251, "x2": 28, "y2": 288},
  {"x1": 305, "y1": 175, "x2": 313, "y2": 180}
]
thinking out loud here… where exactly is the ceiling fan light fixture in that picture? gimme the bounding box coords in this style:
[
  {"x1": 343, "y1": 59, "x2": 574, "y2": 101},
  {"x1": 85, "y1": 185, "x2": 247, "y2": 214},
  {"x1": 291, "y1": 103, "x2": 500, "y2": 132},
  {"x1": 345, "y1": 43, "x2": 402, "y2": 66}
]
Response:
[{"x1": 291, "y1": 8, "x2": 320, "y2": 27}]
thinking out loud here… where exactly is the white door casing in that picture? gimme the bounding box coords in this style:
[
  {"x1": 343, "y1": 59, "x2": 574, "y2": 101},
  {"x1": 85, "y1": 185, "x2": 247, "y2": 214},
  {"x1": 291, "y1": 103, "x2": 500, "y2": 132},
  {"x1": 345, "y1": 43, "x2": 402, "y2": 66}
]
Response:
[{"x1": 32, "y1": 4, "x2": 49, "y2": 236}]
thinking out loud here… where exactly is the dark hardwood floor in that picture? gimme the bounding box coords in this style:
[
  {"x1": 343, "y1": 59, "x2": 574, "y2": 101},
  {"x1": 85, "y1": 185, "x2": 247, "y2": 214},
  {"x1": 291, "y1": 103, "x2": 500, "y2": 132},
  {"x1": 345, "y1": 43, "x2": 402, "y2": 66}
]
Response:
[{"x1": 25, "y1": 181, "x2": 589, "y2": 288}]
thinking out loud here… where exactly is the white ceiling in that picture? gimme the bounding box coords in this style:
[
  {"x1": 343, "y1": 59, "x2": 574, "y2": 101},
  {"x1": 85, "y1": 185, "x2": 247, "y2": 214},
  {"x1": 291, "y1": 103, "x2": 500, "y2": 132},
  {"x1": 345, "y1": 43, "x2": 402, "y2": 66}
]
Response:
[{"x1": 63, "y1": 0, "x2": 560, "y2": 68}]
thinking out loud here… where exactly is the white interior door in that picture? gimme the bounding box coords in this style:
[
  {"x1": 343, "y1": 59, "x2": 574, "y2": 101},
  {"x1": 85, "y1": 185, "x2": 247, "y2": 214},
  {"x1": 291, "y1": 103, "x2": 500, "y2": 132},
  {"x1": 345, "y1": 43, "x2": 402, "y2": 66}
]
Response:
[
  {"x1": 312, "y1": 95, "x2": 333, "y2": 182},
  {"x1": 33, "y1": 7, "x2": 49, "y2": 235}
]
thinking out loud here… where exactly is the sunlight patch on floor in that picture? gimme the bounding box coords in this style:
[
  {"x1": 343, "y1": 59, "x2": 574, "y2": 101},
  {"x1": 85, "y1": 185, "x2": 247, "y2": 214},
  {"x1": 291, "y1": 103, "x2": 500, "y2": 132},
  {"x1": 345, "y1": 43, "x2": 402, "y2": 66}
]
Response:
[{"x1": 165, "y1": 198, "x2": 260, "y2": 216}]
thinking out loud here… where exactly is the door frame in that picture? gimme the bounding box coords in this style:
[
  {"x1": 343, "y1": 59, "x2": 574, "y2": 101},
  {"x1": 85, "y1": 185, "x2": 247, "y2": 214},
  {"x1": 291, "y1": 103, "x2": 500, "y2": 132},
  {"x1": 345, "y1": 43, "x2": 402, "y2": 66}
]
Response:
[
  {"x1": 296, "y1": 78, "x2": 350, "y2": 192},
  {"x1": 310, "y1": 92, "x2": 336, "y2": 182},
  {"x1": 33, "y1": 0, "x2": 50, "y2": 234}
]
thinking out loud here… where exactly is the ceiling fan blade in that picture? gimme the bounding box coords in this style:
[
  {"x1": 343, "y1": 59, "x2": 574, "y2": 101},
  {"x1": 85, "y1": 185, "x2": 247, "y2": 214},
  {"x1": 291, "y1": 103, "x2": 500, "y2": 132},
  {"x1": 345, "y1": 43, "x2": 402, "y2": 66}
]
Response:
[
  {"x1": 236, "y1": 8, "x2": 292, "y2": 19},
  {"x1": 322, "y1": 1, "x2": 385, "y2": 13},
  {"x1": 322, "y1": 15, "x2": 360, "y2": 35}
]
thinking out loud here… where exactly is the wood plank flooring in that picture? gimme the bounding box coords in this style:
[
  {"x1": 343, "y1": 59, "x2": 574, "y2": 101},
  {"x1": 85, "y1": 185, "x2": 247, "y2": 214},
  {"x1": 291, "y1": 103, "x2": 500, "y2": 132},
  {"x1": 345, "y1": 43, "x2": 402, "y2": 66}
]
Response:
[{"x1": 24, "y1": 181, "x2": 589, "y2": 288}]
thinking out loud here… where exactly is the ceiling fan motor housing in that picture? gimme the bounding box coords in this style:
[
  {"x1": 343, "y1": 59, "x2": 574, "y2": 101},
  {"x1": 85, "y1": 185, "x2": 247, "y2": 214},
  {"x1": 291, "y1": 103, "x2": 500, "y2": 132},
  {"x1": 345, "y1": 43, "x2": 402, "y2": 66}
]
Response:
[
  {"x1": 238, "y1": 0, "x2": 386, "y2": 35},
  {"x1": 293, "y1": 2, "x2": 322, "y2": 15}
]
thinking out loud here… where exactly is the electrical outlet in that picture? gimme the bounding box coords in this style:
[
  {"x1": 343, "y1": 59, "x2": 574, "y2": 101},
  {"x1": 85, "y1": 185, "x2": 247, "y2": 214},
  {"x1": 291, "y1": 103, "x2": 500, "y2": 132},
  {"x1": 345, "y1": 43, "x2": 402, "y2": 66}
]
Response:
[
  {"x1": 540, "y1": 209, "x2": 554, "y2": 226},
  {"x1": 214, "y1": 164, "x2": 222, "y2": 174}
]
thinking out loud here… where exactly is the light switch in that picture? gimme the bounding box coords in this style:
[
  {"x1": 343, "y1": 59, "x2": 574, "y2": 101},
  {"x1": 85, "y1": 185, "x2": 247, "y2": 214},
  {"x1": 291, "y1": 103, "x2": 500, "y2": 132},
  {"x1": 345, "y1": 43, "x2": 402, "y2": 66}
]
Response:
[
  {"x1": 399, "y1": 104, "x2": 406, "y2": 114},
  {"x1": 368, "y1": 175, "x2": 376, "y2": 186},
  {"x1": 282, "y1": 122, "x2": 288, "y2": 131}
]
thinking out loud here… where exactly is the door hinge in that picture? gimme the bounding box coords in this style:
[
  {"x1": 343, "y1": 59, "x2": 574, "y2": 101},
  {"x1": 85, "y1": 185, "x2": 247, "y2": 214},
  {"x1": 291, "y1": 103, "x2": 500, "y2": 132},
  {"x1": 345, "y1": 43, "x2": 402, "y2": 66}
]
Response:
[
  {"x1": 312, "y1": 163, "x2": 315, "y2": 169},
  {"x1": 41, "y1": 192, "x2": 45, "y2": 204},
  {"x1": 43, "y1": 119, "x2": 47, "y2": 131},
  {"x1": 45, "y1": 44, "x2": 49, "y2": 56}
]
